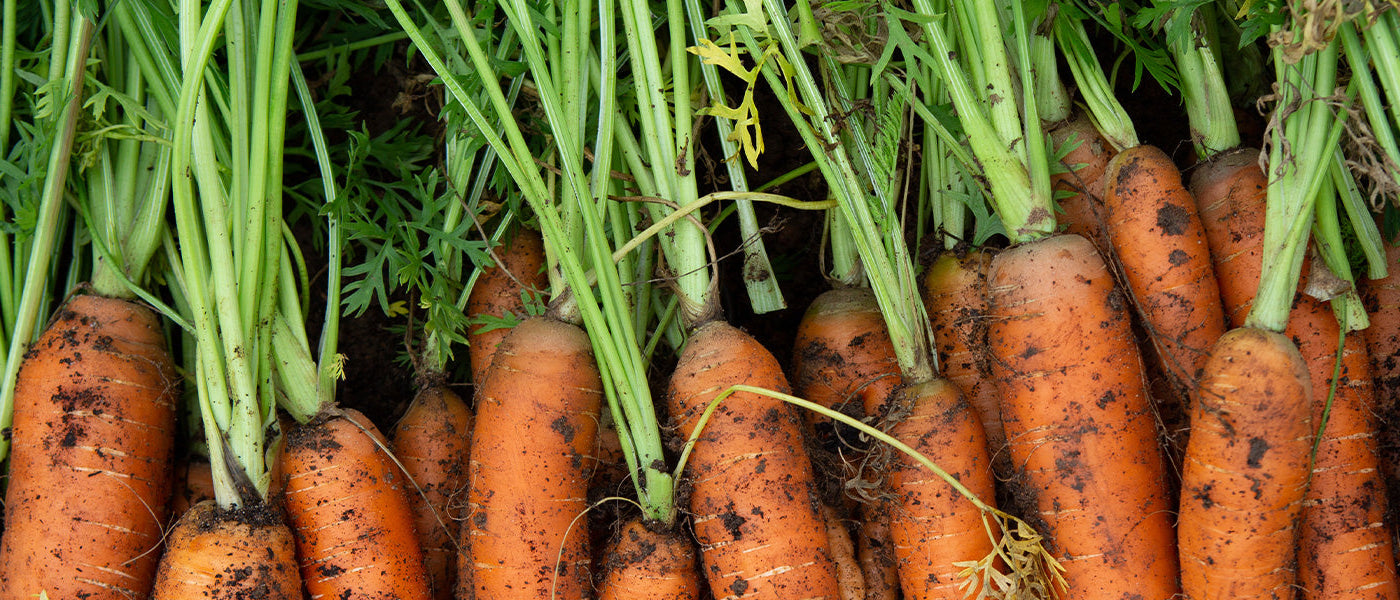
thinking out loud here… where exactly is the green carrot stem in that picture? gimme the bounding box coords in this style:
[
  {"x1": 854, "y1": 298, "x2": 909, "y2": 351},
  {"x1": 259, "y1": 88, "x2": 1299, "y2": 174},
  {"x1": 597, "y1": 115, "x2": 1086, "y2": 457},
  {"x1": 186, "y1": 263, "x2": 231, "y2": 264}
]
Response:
[
  {"x1": 1246, "y1": 38, "x2": 1347, "y2": 333},
  {"x1": 1170, "y1": 20, "x2": 1239, "y2": 158},
  {"x1": 1054, "y1": 15, "x2": 1138, "y2": 151},
  {"x1": 0, "y1": 13, "x2": 93, "y2": 463}
]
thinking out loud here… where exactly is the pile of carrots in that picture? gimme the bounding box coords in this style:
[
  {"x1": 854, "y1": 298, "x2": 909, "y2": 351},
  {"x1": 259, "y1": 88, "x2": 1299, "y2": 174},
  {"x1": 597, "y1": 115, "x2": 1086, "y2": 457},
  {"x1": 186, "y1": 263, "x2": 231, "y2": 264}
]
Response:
[{"x1": 1, "y1": 0, "x2": 1400, "y2": 599}]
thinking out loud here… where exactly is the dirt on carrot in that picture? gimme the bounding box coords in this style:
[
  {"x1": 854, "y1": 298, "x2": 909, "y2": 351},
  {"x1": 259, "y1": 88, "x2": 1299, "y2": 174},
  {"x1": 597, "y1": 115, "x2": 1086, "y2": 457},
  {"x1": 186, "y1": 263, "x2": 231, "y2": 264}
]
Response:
[
  {"x1": 0, "y1": 294, "x2": 179, "y2": 600},
  {"x1": 667, "y1": 320, "x2": 841, "y2": 600},
  {"x1": 152, "y1": 499, "x2": 302, "y2": 600},
  {"x1": 392, "y1": 385, "x2": 473, "y2": 600}
]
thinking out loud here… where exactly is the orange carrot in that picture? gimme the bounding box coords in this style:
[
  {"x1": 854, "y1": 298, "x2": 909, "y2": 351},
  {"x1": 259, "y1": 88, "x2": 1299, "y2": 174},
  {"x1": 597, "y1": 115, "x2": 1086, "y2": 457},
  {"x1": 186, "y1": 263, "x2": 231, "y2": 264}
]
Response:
[
  {"x1": 667, "y1": 320, "x2": 841, "y2": 600},
  {"x1": 987, "y1": 234, "x2": 1178, "y2": 600},
  {"x1": 597, "y1": 519, "x2": 700, "y2": 600},
  {"x1": 921, "y1": 249, "x2": 1006, "y2": 469},
  {"x1": 1291, "y1": 299, "x2": 1400, "y2": 600},
  {"x1": 281, "y1": 408, "x2": 431, "y2": 599},
  {"x1": 460, "y1": 315, "x2": 601, "y2": 600},
  {"x1": 1363, "y1": 242, "x2": 1400, "y2": 405},
  {"x1": 855, "y1": 505, "x2": 901, "y2": 600},
  {"x1": 151, "y1": 499, "x2": 302, "y2": 599},
  {"x1": 1361, "y1": 242, "x2": 1400, "y2": 522},
  {"x1": 467, "y1": 228, "x2": 548, "y2": 384},
  {"x1": 392, "y1": 385, "x2": 473, "y2": 600},
  {"x1": 1100, "y1": 144, "x2": 1227, "y2": 400},
  {"x1": 822, "y1": 504, "x2": 867, "y2": 600},
  {"x1": 885, "y1": 379, "x2": 999, "y2": 600},
  {"x1": 791, "y1": 287, "x2": 903, "y2": 430},
  {"x1": 1191, "y1": 150, "x2": 1400, "y2": 600},
  {"x1": 0, "y1": 294, "x2": 178, "y2": 600},
  {"x1": 1049, "y1": 114, "x2": 1116, "y2": 243},
  {"x1": 1178, "y1": 327, "x2": 1313, "y2": 600},
  {"x1": 173, "y1": 460, "x2": 217, "y2": 518},
  {"x1": 1189, "y1": 148, "x2": 1269, "y2": 327}
]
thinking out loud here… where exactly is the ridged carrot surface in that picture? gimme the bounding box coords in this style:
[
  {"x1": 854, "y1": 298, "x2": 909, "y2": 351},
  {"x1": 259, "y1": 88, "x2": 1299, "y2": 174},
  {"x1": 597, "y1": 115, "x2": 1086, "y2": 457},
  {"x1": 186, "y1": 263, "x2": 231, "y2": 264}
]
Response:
[
  {"x1": 1191, "y1": 149, "x2": 1399, "y2": 600},
  {"x1": 151, "y1": 500, "x2": 303, "y2": 599},
  {"x1": 1179, "y1": 328, "x2": 1313, "y2": 600},
  {"x1": 392, "y1": 385, "x2": 473, "y2": 600},
  {"x1": 921, "y1": 250, "x2": 1005, "y2": 467},
  {"x1": 281, "y1": 408, "x2": 431, "y2": 599},
  {"x1": 886, "y1": 379, "x2": 998, "y2": 600},
  {"x1": 0, "y1": 294, "x2": 178, "y2": 600},
  {"x1": 668, "y1": 320, "x2": 840, "y2": 600},
  {"x1": 460, "y1": 316, "x2": 601, "y2": 600},
  {"x1": 1100, "y1": 145, "x2": 1226, "y2": 400},
  {"x1": 987, "y1": 234, "x2": 1178, "y2": 600},
  {"x1": 598, "y1": 519, "x2": 700, "y2": 600},
  {"x1": 467, "y1": 228, "x2": 548, "y2": 385},
  {"x1": 791, "y1": 287, "x2": 903, "y2": 424}
]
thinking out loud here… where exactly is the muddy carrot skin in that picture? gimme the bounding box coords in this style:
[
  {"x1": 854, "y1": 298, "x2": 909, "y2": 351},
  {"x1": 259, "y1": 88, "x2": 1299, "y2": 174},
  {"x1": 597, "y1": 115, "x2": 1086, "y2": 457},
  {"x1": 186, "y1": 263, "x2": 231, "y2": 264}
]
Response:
[
  {"x1": 1189, "y1": 148, "x2": 1269, "y2": 327},
  {"x1": 1192, "y1": 149, "x2": 1399, "y2": 600},
  {"x1": 987, "y1": 234, "x2": 1178, "y2": 600},
  {"x1": 791, "y1": 287, "x2": 903, "y2": 426},
  {"x1": 1049, "y1": 115, "x2": 1116, "y2": 244},
  {"x1": 597, "y1": 519, "x2": 700, "y2": 600},
  {"x1": 0, "y1": 294, "x2": 178, "y2": 600},
  {"x1": 1362, "y1": 243, "x2": 1400, "y2": 521},
  {"x1": 886, "y1": 380, "x2": 998, "y2": 600},
  {"x1": 855, "y1": 506, "x2": 901, "y2": 600},
  {"x1": 460, "y1": 316, "x2": 601, "y2": 600},
  {"x1": 668, "y1": 320, "x2": 841, "y2": 600},
  {"x1": 151, "y1": 500, "x2": 303, "y2": 599},
  {"x1": 467, "y1": 228, "x2": 548, "y2": 385},
  {"x1": 921, "y1": 250, "x2": 1006, "y2": 468},
  {"x1": 1179, "y1": 328, "x2": 1313, "y2": 600},
  {"x1": 392, "y1": 385, "x2": 473, "y2": 600},
  {"x1": 281, "y1": 408, "x2": 431, "y2": 600},
  {"x1": 1291, "y1": 300, "x2": 1400, "y2": 600},
  {"x1": 1100, "y1": 145, "x2": 1227, "y2": 400},
  {"x1": 1363, "y1": 243, "x2": 1400, "y2": 406}
]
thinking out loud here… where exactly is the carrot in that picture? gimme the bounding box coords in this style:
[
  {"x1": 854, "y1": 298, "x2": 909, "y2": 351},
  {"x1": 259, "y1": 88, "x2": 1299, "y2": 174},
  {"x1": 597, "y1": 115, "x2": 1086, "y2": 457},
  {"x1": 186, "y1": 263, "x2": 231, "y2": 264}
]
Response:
[
  {"x1": 392, "y1": 385, "x2": 473, "y2": 600},
  {"x1": 791, "y1": 287, "x2": 902, "y2": 434},
  {"x1": 822, "y1": 504, "x2": 867, "y2": 600},
  {"x1": 1100, "y1": 144, "x2": 1227, "y2": 400},
  {"x1": 885, "y1": 379, "x2": 998, "y2": 600},
  {"x1": 0, "y1": 294, "x2": 178, "y2": 600},
  {"x1": 921, "y1": 249, "x2": 1006, "y2": 469},
  {"x1": 1049, "y1": 115, "x2": 1116, "y2": 243},
  {"x1": 855, "y1": 505, "x2": 901, "y2": 600},
  {"x1": 1191, "y1": 150, "x2": 1400, "y2": 599},
  {"x1": 1361, "y1": 242, "x2": 1400, "y2": 523},
  {"x1": 151, "y1": 499, "x2": 302, "y2": 599},
  {"x1": 173, "y1": 460, "x2": 217, "y2": 518},
  {"x1": 1178, "y1": 327, "x2": 1313, "y2": 600},
  {"x1": 987, "y1": 234, "x2": 1178, "y2": 600},
  {"x1": 1290, "y1": 299, "x2": 1400, "y2": 600},
  {"x1": 667, "y1": 320, "x2": 841, "y2": 600},
  {"x1": 1189, "y1": 148, "x2": 1269, "y2": 327},
  {"x1": 281, "y1": 408, "x2": 431, "y2": 599},
  {"x1": 467, "y1": 228, "x2": 548, "y2": 384},
  {"x1": 1362, "y1": 242, "x2": 1400, "y2": 405},
  {"x1": 598, "y1": 519, "x2": 700, "y2": 600},
  {"x1": 460, "y1": 315, "x2": 601, "y2": 600}
]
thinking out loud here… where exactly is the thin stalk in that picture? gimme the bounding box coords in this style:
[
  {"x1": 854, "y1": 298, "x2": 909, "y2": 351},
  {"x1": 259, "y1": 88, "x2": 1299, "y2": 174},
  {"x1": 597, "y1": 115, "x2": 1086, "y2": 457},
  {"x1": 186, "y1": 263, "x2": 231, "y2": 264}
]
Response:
[
  {"x1": 0, "y1": 14, "x2": 94, "y2": 463},
  {"x1": 682, "y1": 0, "x2": 785, "y2": 314},
  {"x1": 1055, "y1": 15, "x2": 1139, "y2": 151},
  {"x1": 0, "y1": 0, "x2": 17, "y2": 150}
]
